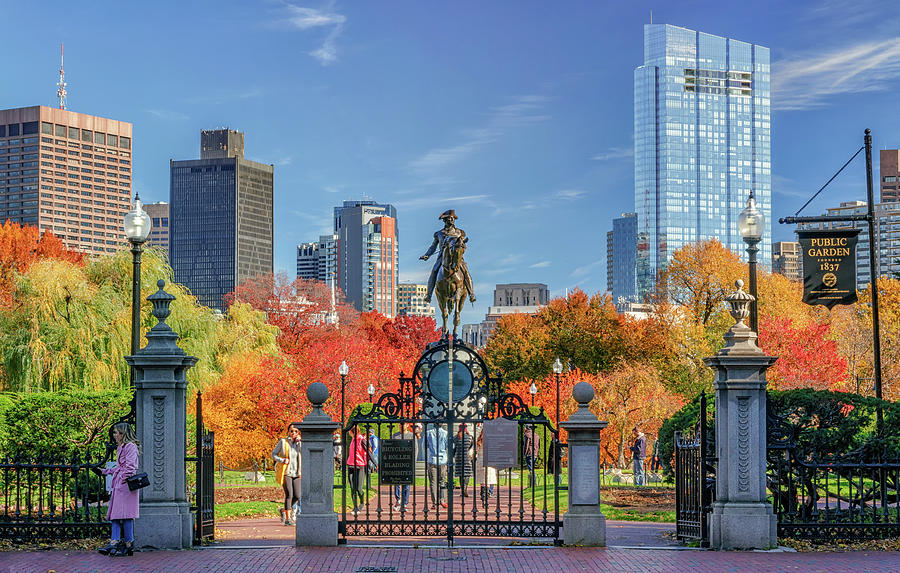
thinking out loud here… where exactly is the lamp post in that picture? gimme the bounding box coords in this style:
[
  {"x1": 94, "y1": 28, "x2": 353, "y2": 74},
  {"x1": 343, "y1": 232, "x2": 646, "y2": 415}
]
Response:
[
  {"x1": 123, "y1": 194, "x2": 152, "y2": 419},
  {"x1": 738, "y1": 191, "x2": 764, "y2": 334},
  {"x1": 338, "y1": 360, "x2": 349, "y2": 519},
  {"x1": 368, "y1": 383, "x2": 376, "y2": 404},
  {"x1": 339, "y1": 361, "x2": 349, "y2": 429},
  {"x1": 552, "y1": 357, "x2": 563, "y2": 430},
  {"x1": 529, "y1": 381, "x2": 537, "y2": 407}
]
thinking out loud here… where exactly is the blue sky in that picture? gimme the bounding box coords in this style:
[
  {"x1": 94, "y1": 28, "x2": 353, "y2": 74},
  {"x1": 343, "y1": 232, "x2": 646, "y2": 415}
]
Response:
[{"x1": 2, "y1": 0, "x2": 900, "y2": 325}]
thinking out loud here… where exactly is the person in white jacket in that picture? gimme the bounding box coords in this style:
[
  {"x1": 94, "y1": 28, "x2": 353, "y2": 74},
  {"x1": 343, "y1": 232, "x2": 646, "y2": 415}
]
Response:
[{"x1": 272, "y1": 424, "x2": 302, "y2": 525}]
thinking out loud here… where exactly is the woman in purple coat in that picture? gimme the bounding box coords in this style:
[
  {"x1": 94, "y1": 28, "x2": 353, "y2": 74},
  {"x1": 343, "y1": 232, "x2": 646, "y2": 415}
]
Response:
[{"x1": 98, "y1": 422, "x2": 141, "y2": 557}]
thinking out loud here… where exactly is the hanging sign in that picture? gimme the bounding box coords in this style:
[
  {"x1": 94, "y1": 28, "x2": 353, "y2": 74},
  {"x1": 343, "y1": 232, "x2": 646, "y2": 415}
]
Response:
[{"x1": 797, "y1": 228, "x2": 859, "y2": 308}]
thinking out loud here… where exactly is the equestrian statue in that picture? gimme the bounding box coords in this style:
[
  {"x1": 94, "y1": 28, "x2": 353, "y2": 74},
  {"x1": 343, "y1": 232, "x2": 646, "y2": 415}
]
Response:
[{"x1": 420, "y1": 210, "x2": 476, "y2": 338}]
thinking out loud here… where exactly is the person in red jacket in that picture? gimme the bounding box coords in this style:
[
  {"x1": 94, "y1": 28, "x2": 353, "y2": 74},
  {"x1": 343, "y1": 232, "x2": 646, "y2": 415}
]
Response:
[{"x1": 346, "y1": 425, "x2": 370, "y2": 515}]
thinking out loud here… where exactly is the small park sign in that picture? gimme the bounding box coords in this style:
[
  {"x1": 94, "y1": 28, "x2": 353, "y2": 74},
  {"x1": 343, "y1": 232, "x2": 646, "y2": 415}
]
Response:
[{"x1": 797, "y1": 228, "x2": 860, "y2": 308}]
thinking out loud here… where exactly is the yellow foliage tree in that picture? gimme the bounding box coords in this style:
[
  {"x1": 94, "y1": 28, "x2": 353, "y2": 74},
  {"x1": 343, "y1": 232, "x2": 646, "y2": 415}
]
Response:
[{"x1": 196, "y1": 352, "x2": 276, "y2": 467}]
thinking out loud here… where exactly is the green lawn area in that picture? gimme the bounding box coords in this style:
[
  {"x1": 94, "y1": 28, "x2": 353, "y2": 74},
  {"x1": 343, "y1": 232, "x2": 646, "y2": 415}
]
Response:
[{"x1": 216, "y1": 501, "x2": 281, "y2": 521}]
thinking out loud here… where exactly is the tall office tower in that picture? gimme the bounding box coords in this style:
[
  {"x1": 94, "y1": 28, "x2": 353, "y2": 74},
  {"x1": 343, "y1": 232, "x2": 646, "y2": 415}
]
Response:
[
  {"x1": 334, "y1": 200, "x2": 398, "y2": 316},
  {"x1": 772, "y1": 241, "x2": 801, "y2": 282},
  {"x1": 296, "y1": 233, "x2": 338, "y2": 283},
  {"x1": 634, "y1": 24, "x2": 771, "y2": 297},
  {"x1": 607, "y1": 213, "x2": 638, "y2": 303},
  {"x1": 798, "y1": 200, "x2": 900, "y2": 289},
  {"x1": 397, "y1": 283, "x2": 431, "y2": 317},
  {"x1": 882, "y1": 150, "x2": 900, "y2": 203},
  {"x1": 144, "y1": 201, "x2": 170, "y2": 253},
  {"x1": 170, "y1": 129, "x2": 273, "y2": 310},
  {"x1": 463, "y1": 282, "x2": 549, "y2": 347},
  {"x1": 296, "y1": 241, "x2": 319, "y2": 280},
  {"x1": 0, "y1": 106, "x2": 133, "y2": 255}
]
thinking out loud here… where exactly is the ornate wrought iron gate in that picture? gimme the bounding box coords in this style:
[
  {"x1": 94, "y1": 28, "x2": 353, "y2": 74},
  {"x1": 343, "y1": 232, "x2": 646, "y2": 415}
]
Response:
[
  {"x1": 675, "y1": 392, "x2": 714, "y2": 546},
  {"x1": 188, "y1": 391, "x2": 215, "y2": 544},
  {"x1": 338, "y1": 338, "x2": 564, "y2": 545}
]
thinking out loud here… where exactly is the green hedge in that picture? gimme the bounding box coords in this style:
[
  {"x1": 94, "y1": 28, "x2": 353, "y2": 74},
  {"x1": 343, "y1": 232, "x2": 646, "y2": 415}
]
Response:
[
  {"x1": 657, "y1": 389, "x2": 900, "y2": 477},
  {"x1": 0, "y1": 389, "x2": 130, "y2": 458}
]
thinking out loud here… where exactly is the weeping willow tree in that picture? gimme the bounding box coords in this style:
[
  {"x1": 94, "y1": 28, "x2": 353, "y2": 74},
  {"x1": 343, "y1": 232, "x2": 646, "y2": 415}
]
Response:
[{"x1": 0, "y1": 247, "x2": 278, "y2": 393}]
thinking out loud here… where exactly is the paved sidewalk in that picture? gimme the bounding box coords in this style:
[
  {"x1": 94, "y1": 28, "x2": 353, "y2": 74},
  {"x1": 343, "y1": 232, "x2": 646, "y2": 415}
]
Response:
[
  {"x1": 4, "y1": 546, "x2": 900, "y2": 573},
  {"x1": 216, "y1": 517, "x2": 680, "y2": 548}
]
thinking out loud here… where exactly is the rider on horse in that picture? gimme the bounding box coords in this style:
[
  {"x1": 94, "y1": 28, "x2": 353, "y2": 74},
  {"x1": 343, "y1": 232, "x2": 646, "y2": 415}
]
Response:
[{"x1": 420, "y1": 210, "x2": 476, "y2": 305}]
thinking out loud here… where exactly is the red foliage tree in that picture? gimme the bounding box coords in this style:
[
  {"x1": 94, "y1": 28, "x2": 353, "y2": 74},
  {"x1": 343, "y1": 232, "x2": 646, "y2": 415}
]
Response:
[{"x1": 757, "y1": 316, "x2": 849, "y2": 391}]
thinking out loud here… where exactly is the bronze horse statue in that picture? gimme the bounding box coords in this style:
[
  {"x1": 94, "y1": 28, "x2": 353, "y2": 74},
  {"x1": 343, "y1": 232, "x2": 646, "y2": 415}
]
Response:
[{"x1": 435, "y1": 235, "x2": 469, "y2": 338}]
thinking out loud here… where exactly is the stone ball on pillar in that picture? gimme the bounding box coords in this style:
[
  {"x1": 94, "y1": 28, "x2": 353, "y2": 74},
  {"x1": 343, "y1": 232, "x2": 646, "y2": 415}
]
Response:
[
  {"x1": 307, "y1": 382, "x2": 329, "y2": 406},
  {"x1": 573, "y1": 381, "x2": 594, "y2": 405}
]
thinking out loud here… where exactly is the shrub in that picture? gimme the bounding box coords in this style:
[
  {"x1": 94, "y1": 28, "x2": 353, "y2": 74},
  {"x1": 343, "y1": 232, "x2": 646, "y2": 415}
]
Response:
[
  {"x1": 658, "y1": 388, "x2": 900, "y2": 478},
  {"x1": 1, "y1": 390, "x2": 130, "y2": 458}
]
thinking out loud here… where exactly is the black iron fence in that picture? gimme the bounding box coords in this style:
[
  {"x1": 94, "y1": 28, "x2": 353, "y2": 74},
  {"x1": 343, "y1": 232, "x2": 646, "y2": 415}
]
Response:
[
  {"x1": 0, "y1": 453, "x2": 110, "y2": 541},
  {"x1": 766, "y1": 396, "x2": 900, "y2": 541},
  {"x1": 769, "y1": 452, "x2": 900, "y2": 541}
]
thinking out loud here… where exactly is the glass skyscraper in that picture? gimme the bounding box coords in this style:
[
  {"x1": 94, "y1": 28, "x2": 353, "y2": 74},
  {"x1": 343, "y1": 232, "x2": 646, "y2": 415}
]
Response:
[
  {"x1": 607, "y1": 212, "x2": 638, "y2": 303},
  {"x1": 634, "y1": 24, "x2": 771, "y2": 297},
  {"x1": 170, "y1": 129, "x2": 273, "y2": 310}
]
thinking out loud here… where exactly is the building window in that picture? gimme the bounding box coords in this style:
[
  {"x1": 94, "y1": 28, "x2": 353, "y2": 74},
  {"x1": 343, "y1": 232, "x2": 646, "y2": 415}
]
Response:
[
  {"x1": 41, "y1": 122, "x2": 53, "y2": 135},
  {"x1": 107, "y1": 135, "x2": 118, "y2": 147},
  {"x1": 22, "y1": 122, "x2": 38, "y2": 135},
  {"x1": 68, "y1": 127, "x2": 79, "y2": 139},
  {"x1": 54, "y1": 125, "x2": 66, "y2": 137},
  {"x1": 8, "y1": 124, "x2": 20, "y2": 136},
  {"x1": 94, "y1": 132, "x2": 105, "y2": 145},
  {"x1": 119, "y1": 136, "x2": 130, "y2": 149}
]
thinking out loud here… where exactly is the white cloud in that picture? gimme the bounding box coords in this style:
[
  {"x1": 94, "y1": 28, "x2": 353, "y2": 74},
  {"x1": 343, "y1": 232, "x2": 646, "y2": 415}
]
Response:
[
  {"x1": 409, "y1": 95, "x2": 551, "y2": 179},
  {"x1": 145, "y1": 108, "x2": 189, "y2": 121},
  {"x1": 570, "y1": 259, "x2": 604, "y2": 278},
  {"x1": 555, "y1": 189, "x2": 586, "y2": 200},
  {"x1": 391, "y1": 194, "x2": 491, "y2": 212},
  {"x1": 281, "y1": 2, "x2": 347, "y2": 65},
  {"x1": 184, "y1": 87, "x2": 264, "y2": 105},
  {"x1": 323, "y1": 185, "x2": 341, "y2": 193},
  {"x1": 773, "y1": 37, "x2": 900, "y2": 110},
  {"x1": 530, "y1": 261, "x2": 551, "y2": 268},
  {"x1": 591, "y1": 146, "x2": 633, "y2": 161}
]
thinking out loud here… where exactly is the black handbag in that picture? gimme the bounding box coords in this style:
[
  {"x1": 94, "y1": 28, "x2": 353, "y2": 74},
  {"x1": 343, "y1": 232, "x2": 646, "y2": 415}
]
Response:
[{"x1": 125, "y1": 472, "x2": 150, "y2": 491}]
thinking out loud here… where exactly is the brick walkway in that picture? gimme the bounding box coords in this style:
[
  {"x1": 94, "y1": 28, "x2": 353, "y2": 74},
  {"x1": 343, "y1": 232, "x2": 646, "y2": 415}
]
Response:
[{"x1": 4, "y1": 546, "x2": 900, "y2": 572}]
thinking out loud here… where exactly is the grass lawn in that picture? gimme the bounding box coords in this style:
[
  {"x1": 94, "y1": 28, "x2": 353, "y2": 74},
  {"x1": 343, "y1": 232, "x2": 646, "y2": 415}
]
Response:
[{"x1": 216, "y1": 500, "x2": 281, "y2": 521}]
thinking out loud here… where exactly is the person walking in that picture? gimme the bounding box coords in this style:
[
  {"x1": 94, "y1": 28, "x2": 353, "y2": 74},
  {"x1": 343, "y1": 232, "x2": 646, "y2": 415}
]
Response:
[
  {"x1": 475, "y1": 426, "x2": 497, "y2": 503},
  {"x1": 425, "y1": 423, "x2": 448, "y2": 508},
  {"x1": 523, "y1": 425, "x2": 540, "y2": 488},
  {"x1": 346, "y1": 425, "x2": 370, "y2": 515},
  {"x1": 272, "y1": 423, "x2": 302, "y2": 525},
  {"x1": 98, "y1": 422, "x2": 141, "y2": 557},
  {"x1": 453, "y1": 424, "x2": 474, "y2": 497},
  {"x1": 630, "y1": 427, "x2": 647, "y2": 487},
  {"x1": 650, "y1": 436, "x2": 661, "y2": 473},
  {"x1": 391, "y1": 423, "x2": 417, "y2": 512}
]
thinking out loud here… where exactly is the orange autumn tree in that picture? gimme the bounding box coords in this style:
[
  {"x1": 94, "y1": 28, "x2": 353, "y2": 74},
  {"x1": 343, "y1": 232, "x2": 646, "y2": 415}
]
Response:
[
  {"x1": 593, "y1": 361, "x2": 683, "y2": 467},
  {"x1": 198, "y1": 352, "x2": 276, "y2": 466}
]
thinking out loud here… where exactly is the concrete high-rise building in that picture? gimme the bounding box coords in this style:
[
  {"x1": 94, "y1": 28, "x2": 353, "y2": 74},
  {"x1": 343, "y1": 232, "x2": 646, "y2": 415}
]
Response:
[
  {"x1": 144, "y1": 201, "x2": 170, "y2": 253},
  {"x1": 170, "y1": 129, "x2": 273, "y2": 310},
  {"x1": 334, "y1": 200, "x2": 398, "y2": 317},
  {"x1": 634, "y1": 24, "x2": 771, "y2": 297},
  {"x1": 607, "y1": 212, "x2": 638, "y2": 303},
  {"x1": 0, "y1": 105, "x2": 133, "y2": 255},
  {"x1": 798, "y1": 200, "x2": 900, "y2": 289},
  {"x1": 881, "y1": 149, "x2": 900, "y2": 203},
  {"x1": 296, "y1": 233, "x2": 338, "y2": 284},
  {"x1": 397, "y1": 283, "x2": 431, "y2": 317},
  {"x1": 462, "y1": 283, "x2": 549, "y2": 346},
  {"x1": 772, "y1": 241, "x2": 801, "y2": 282}
]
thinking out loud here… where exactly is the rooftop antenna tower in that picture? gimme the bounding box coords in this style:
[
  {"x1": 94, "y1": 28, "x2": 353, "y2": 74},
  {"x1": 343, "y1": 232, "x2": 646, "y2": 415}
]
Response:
[{"x1": 56, "y1": 43, "x2": 67, "y2": 110}]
